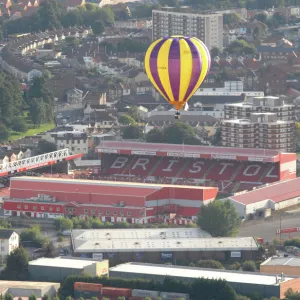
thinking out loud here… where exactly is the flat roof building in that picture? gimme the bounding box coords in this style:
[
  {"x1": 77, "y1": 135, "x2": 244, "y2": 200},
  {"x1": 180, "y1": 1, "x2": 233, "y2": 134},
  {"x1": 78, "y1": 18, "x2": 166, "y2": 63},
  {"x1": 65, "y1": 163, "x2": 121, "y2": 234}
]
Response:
[
  {"x1": 261, "y1": 256, "x2": 300, "y2": 276},
  {"x1": 71, "y1": 228, "x2": 258, "y2": 263},
  {"x1": 29, "y1": 257, "x2": 109, "y2": 282},
  {"x1": 0, "y1": 281, "x2": 60, "y2": 298},
  {"x1": 109, "y1": 263, "x2": 300, "y2": 299}
]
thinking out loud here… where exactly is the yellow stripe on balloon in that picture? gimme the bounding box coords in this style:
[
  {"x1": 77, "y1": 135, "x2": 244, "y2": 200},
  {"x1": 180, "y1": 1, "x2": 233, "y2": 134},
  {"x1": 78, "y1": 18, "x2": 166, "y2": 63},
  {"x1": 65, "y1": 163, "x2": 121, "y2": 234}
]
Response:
[
  {"x1": 157, "y1": 38, "x2": 174, "y2": 102},
  {"x1": 178, "y1": 38, "x2": 193, "y2": 104},
  {"x1": 184, "y1": 38, "x2": 209, "y2": 102},
  {"x1": 144, "y1": 38, "x2": 168, "y2": 101}
]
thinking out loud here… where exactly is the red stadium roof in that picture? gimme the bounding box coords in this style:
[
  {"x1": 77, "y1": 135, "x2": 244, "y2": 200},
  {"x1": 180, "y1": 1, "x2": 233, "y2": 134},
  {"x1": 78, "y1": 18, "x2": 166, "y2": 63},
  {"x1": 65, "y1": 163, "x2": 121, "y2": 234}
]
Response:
[
  {"x1": 11, "y1": 177, "x2": 214, "y2": 196},
  {"x1": 97, "y1": 141, "x2": 281, "y2": 162},
  {"x1": 229, "y1": 178, "x2": 300, "y2": 205}
]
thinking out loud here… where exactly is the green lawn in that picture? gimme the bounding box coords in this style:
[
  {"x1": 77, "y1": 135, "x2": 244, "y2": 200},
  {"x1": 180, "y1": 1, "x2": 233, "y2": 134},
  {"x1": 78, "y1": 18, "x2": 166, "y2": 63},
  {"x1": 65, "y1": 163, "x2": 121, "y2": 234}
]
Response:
[{"x1": 10, "y1": 123, "x2": 55, "y2": 141}]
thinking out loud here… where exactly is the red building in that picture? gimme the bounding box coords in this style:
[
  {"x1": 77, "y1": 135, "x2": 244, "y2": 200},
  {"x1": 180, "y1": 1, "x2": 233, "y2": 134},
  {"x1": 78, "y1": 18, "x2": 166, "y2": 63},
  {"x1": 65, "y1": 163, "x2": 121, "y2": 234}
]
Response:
[{"x1": 3, "y1": 177, "x2": 218, "y2": 223}]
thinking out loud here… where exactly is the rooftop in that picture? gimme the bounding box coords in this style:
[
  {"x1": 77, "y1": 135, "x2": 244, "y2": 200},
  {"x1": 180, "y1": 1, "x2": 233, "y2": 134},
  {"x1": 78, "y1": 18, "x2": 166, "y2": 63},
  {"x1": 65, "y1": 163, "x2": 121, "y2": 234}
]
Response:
[
  {"x1": 229, "y1": 178, "x2": 300, "y2": 205},
  {"x1": 29, "y1": 257, "x2": 100, "y2": 269},
  {"x1": 96, "y1": 141, "x2": 281, "y2": 159},
  {"x1": 109, "y1": 263, "x2": 293, "y2": 286},
  {"x1": 0, "y1": 281, "x2": 59, "y2": 294},
  {"x1": 72, "y1": 235, "x2": 258, "y2": 253},
  {"x1": 0, "y1": 229, "x2": 17, "y2": 239},
  {"x1": 261, "y1": 257, "x2": 300, "y2": 267},
  {"x1": 72, "y1": 228, "x2": 211, "y2": 241}
]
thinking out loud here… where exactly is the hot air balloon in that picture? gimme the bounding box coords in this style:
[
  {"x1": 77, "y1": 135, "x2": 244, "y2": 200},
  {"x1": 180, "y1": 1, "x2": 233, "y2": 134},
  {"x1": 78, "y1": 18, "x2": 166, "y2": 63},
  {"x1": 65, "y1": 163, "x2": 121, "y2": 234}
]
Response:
[{"x1": 145, "y1": 36, "x2": 211, "y2": 119}]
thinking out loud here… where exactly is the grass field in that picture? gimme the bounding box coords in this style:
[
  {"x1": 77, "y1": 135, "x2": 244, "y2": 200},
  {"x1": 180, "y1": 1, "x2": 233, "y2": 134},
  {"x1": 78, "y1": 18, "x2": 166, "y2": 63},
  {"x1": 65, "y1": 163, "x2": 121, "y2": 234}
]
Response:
[{"x1": 10, "y1": 123, "x2": 55, "y2": 141}]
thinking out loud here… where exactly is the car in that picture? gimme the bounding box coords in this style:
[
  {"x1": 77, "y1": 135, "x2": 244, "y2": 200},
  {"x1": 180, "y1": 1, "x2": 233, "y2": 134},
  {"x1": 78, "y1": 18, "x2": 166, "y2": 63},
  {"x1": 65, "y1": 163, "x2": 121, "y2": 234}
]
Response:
[{"x1": 33, "y1": 248, "x2": 45, "y2": 253}]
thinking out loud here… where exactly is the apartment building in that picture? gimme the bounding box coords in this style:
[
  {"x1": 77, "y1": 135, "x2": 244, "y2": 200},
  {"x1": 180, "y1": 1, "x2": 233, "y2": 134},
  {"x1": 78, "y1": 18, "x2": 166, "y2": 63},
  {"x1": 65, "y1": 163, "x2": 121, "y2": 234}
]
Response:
[
  {"x1": 221, "y1": 113, "x2": 295, "y2": 152},
  {"x1": 152, "y1": 9, "x2": 223, "y2": 50},
  {"x1": 224, "y1": 96, "x2": 295, "y2": 122}
]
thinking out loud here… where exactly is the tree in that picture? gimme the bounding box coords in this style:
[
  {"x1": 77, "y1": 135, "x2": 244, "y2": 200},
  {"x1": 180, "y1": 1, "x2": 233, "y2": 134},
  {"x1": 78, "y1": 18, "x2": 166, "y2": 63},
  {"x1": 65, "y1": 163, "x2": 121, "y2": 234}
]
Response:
[
  {"x1": 42, "y1": 295, "x2": 51, "y2": 300},
  {"x1": 20, "y1": 225, "x2": 45, "y2": 246},
  {"x1": 146, "y1": 128, "x2": 165, "y2": 143},
  {"x1": 37, "y1": 139, "x2": 57, "y2": 154},
  {"x1": 226, "y1": 39, "x2": 256, "y2": 55},
  {"x1": 122, "y1": 125, "x2": 144, "y2": 139},
  {"x1": 164, "y1": 122, "x2": 196, "y2": 144},
  {"x1": 0, "y1": 124, "x2": 9, "y2": 141},
  {"x1": 54, "y1": 217, "x2": 73, "y2": 231},
  {"x1": 43, "y1": 241, "x2": 56, "y2": 258},
  {"x1": 223, "y1": 12, "x2": 241, "y2": 24},
  {"x1": 118, "y1": 115, "x2": 136, "y2": 125},
  {"x1": 91, "y1": 20, "x2": 105, "y2": 35},
  {"x1": 197, "y1": 200, "x2": 241, "y2": 237},
  {"x1": 158, "y1": 0, "x2": 179, "y2": 6},
  {"x1": 29, "y1": 295, "x2": 36, "y2": 300},
  {"x1": 210, "y1": 47, "x2": 221, "y2": 57},
  {"x1": 1, "y1": 247, "x2": 29, "y2": 280},
  {"x1": 253, "y1": 12, "x2": 268, "y2": 24},
  {"x1": 241, "y1": 260, "x2": 256, "y2": 272},
  {"x1": 52, "y1": 296, "x2": 60, "y2": 300},
  {"x1": 4, "y1": 294, "x2": 13, "y2": 300},
  {"x1": 11, "y1": 117, "x2": 28, "y2": 133},
  {"x1": 91, "y1": 297, "x2": 99, "y2": 300},
  {"x1": 196, "y1": 260, "x2": 224, "y2": 269}
]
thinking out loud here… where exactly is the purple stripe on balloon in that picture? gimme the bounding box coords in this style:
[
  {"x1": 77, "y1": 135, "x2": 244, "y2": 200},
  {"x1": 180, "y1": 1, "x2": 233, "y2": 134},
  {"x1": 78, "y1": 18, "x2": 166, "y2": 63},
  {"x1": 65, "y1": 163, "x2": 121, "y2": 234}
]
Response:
[
  {"x1": 168, "y1": 38, "x2": 180, "y2": 102},
  {"x1": 183, "y1": 39, "x2": 202, "y2": 101},
  {"x1": 150, "y1": 38, "x2": 170, "y2": 101}
]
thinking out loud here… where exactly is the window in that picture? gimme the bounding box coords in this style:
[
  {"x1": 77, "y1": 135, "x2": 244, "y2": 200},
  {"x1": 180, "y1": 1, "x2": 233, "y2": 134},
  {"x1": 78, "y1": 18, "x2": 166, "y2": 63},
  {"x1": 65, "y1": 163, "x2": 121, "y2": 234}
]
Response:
[
  {"x1": 49, "y1": 207, "x2": 53, "y2": 211},
  {"x1": 84, "y1": 209, "x2": 88, "y2": 214},
  {"x1": 113, "y1": 212, "x2": 117, "y2": 215},
  {"x1": 127, "y1": 212, "x2": 131, "y2": 216},
  {"x1": 99, "y1": 211, "x2": 103, "y2": 215},
  {"x1": 56, "y1": 207, "x2": 60, "y2": 212},
  {"x1": 106, "y1": 211, "x2": 110, "y2": 215},
  {"x1": 17, "y1": 205, "x2": 21, "y2": 209},
  {"x1": 24, "y1": 205, "x2": 28, "y2": 209},
  {"x1": 33, "y1": 206, "x2": 37, "y2": 211},
  {"x1": 41, "y1": 206, "x2": 44, "y2": 211}
]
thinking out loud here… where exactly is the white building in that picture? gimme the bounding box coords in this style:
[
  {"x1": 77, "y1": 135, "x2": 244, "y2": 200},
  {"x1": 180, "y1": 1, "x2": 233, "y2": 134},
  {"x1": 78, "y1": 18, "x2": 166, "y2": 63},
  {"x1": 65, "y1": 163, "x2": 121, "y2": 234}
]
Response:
[
  {"x1": 224, "y1": 178, "x2": 300, "y2": 219},
  {"x1": 0, "y1": 230, "x2": 19, "y2": 262},
  {"x1": 51, "y1": 131, "x2": 89, "y2": 154},
  {"x1": 152, "y1": 9, "x2": 223, "y2": 50}
]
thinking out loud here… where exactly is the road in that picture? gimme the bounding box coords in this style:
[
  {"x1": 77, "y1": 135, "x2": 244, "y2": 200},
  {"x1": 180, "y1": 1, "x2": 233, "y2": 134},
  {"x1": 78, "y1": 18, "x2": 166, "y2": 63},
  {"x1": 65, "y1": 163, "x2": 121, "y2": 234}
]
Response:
[{"x1": 238, "y1": 215, "x2": 300, "y2": 242}]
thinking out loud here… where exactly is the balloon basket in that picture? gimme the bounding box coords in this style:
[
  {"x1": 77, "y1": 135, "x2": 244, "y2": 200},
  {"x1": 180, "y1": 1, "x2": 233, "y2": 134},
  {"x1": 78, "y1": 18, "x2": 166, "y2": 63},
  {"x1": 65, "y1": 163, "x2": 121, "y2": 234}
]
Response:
[{"x1": 175, "y1": 111, "x2": 181, "y2": 119}]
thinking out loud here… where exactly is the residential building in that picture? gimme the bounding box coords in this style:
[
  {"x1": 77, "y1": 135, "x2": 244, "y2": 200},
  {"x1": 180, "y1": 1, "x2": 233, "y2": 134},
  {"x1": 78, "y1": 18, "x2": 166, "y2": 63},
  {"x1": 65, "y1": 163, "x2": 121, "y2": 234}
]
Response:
[
  {"x1": 66, "y1": 88, "x2": 83, "y2": 103},
  {"x1": 224, "y1": 96, "x2": 295, "y2": 121},
  {"x1": 221, "y1": 113, "x2": 295, "y2": 152},
  {"x1": 114, "y1": 19, "x2": 152, "y2": 29},
  {"x1": 108, "y1": 82, "x2": 130, "y2": 102},
  {"x1": 109, "y1": 263, "x2": 300, "y2": 299},
  {"x1": 0, "y1": 230, "x2": 19, "y2": 262},
  {"x1": 51, "y1": 131, "x2": 89, "y2": 154},
  {"x1": 29, "y1": 257, "x2": 109, "y2": 282},
  {"x1": 152, "y1": 9, "x2": 223, "y2": 50}
]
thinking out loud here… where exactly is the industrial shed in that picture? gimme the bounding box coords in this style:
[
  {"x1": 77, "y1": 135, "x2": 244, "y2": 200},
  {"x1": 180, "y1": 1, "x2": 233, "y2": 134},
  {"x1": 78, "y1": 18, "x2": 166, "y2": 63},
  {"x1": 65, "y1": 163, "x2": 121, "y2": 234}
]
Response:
[
  {"x1": 0, "y1": 281, "x2": 60, "y2": 298},
  {"x1": 225, "y1": 178, "x2": 300, "y2": 219},
  {"x1": 109, "y1": 263, "x2": 300, "y2": 299},
  {"x1": 71, "y1": 228, "x2": 258, "y2": 262},
  {"x1": 261, "y1": 257, "x2": 300, "y2": 276},
  {"x1": 29, "y1": 257, "x2": 108, "y2": 282}
]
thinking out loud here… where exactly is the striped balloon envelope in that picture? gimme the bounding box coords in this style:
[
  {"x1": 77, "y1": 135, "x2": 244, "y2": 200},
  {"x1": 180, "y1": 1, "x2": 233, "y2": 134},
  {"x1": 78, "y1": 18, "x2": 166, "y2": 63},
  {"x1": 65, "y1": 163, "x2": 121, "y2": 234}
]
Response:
[{"x1": 145, "y1": 36, "x2": 211, "y2": 111}]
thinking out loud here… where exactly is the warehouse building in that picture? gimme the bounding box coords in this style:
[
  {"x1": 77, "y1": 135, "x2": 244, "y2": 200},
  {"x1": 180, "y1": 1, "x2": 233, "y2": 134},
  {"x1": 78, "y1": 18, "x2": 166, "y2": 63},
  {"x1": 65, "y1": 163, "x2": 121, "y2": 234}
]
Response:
[
  {"x1": 261, "y1": 256, "x2": 300, "y2": 276},
  {"x1": 71, "y1": 228, "x2": 258, "y2": 262},
  {"x1": 29, "y1": 257, "x2": 108, "y2": 282},
  {"x1": 0, "y1": 281, "x2": 60, "y2": 298},
  {"x1": 109, "y1": 263, "x2": 300, "y2": 299},
  {"x1": 224, "y1": 178, "x2": 300, "y2": 219}
]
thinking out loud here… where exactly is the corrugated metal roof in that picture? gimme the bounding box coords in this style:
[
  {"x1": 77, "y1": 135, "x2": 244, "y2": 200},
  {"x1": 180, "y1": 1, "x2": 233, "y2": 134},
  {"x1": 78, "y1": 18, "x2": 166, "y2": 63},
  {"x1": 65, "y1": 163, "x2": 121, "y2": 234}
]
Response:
[
  {"x1": 262, "y1": 257, "x2": 300, "y2": 267},
  {"x1": 109, "y1": 263, "x2": 294, "y2": 286},
  {"x1": 229, "y1": 178, "x2": 300, "y2": 205},
  {"x1": 97, "y1": 141, "x2": 280, "y2": 158}
]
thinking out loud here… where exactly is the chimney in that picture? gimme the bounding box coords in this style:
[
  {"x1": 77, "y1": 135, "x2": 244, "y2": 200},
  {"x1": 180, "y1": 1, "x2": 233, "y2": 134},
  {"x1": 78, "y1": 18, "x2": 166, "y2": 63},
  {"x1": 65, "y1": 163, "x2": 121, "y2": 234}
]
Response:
[
  {"x1": 276, "y1": 275, "x2": 279, "y2": 284},
  {"x1": 281, "y1": 272, "x2": 285, "y2": 282}
]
